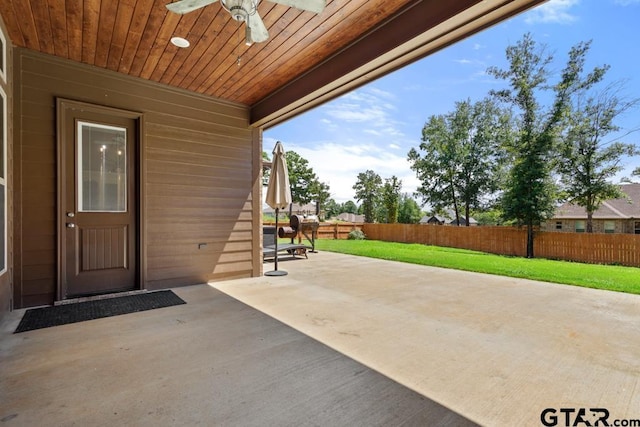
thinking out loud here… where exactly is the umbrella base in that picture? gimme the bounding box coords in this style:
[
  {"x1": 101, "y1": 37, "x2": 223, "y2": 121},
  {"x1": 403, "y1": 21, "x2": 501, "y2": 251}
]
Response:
[{"x1": 265, "y1": 270, "x2": 288, "y2": 276}]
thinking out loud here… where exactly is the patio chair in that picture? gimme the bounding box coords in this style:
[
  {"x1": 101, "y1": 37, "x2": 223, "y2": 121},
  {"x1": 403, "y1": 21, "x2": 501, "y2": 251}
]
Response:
[{"x1": 263, "y1": 226, "x2": 311, "y2": 260}]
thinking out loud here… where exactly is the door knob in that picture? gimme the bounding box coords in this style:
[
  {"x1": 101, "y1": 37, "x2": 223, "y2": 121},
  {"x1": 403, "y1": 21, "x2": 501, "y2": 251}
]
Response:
[
  {"x1": 67, "y1": 212, "x2": 75, "y2": 217},
  {"x1": 66, "y1": 223, "x2": 75, "y2": 228}
]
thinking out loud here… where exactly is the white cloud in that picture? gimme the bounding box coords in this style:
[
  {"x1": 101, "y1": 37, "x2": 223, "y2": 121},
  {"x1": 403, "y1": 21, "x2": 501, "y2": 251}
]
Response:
[
  {"x1": 453, "y1": 58, "x2": 487, "y2": 69},
  {"x1": 326, "y1": 107, "x2": 385, "y2": 123},
  {"x1": 524, "y1": 0, "x2": 579, "y2": 24},
  {"x1": 265, "y1": 87, "x2": 424, "y2": 204},
  {"x1": 380, "y1": 126, "x2": 404, "y2": 137},
  {"x1": 366, "y1": 87, "x2": 395, "y2": 99},
  {"x1": 321, "y1": 87, "x2": 405, "y2": 139},
  {"x1": 266, "y1": 138, "x2": 419, "y2": 204}
]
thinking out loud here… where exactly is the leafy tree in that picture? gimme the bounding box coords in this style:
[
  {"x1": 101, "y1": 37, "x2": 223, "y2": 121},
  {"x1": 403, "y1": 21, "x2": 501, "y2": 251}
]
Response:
[
  {"x1": 309, "y1": 180, "x2": 331, "y2": 219},
  {"x1": 381, "y1": 176, "x2": 402, "y2": 223},
  {"x1": 286, "y1": 150, "x2": 318, "y2": 210},
  {"x1": 408, "y1": 114, "x2": 458, "y2": 218},
  {"x1": 374, "y1": 203, "x2": 388, "y2": 224},
  {"x1": 488, "y1": 34, "x2": 608, "y2": 257},
  {"x1": 353, "y1": 170, "x2": 382, "y2": 223},
  {"x1": 342, "y1": 200, "x2": 358, "y2": 214},
  {"x1": 397, "y1": 194, "x2": 423, "y2": 224},
  {"x1": 408, "y1": 97, "x2": 509, "y2": 226},
  {"x1": 262, "y1": 150, "x2": 271, "y2": 186},
  {"x1": 557, "y1": 84, "x2": 640, "y2": 232},
  {"x1": 471, "y1": 208, "x2": 510, "y2": 226},
  {"x1": 456, "y1": 98, "x2": 512, "y2": 225},
  {"x1": 324, "y1": 198, "x2": 341, "y2": 219}
]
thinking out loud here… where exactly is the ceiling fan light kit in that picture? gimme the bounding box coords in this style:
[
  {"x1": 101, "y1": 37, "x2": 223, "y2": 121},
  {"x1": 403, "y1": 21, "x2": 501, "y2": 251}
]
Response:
[{"x1": 166, "y1": 0, "x2": 326, "y2": 44}]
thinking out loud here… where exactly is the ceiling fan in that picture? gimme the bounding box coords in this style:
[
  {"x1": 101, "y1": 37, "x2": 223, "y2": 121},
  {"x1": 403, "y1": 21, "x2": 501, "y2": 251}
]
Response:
[{"x1": 166, "y1": 0, "x2": 326, "y2": 45}]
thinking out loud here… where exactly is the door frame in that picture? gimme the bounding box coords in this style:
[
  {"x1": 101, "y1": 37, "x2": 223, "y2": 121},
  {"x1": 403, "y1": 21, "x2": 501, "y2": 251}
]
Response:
[{"x1": 56, "y1": 99, "x2": 145, "y2": 301}]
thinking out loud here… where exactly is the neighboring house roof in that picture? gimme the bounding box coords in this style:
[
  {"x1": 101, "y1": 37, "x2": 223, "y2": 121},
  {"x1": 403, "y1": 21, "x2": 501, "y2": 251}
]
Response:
[
  {"x1": 420, "y1": 215, "x2": 447, "y2": 224},
  {"x1": 450, "y1": 217, "x2": 478, "y2": 226},
  {"x1": 263, "y1": 202, "x2": 317, "y2": 215},
  {"x1": 554, "y1": 183, "x2": 640, "y2": 219},
  {"x1": 419, "y1": 210, "x2": 477, "y2": 225}
]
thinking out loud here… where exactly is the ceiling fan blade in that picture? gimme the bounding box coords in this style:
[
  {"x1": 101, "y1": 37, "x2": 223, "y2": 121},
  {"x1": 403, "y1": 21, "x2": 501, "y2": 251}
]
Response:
[
  {"x1": 269, "y1": 0, "x2": 325, "y2": 14},
  {"x1": 166, "y1": 0, "x2": 219, "y2": 14},
  {"x1": 248, "y1": 13, "x2": 269, "y2": 43}
]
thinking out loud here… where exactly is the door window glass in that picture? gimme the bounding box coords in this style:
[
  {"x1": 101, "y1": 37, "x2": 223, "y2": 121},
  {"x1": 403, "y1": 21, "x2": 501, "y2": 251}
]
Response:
[{"x1": 78, "y1": 122, "x2": 127, "y2": 212}]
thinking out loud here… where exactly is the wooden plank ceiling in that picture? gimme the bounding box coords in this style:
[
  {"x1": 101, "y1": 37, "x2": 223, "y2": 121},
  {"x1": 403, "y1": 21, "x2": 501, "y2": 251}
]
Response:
[{"x1": 0, "y1": 0, "x2": 545, "y2": 127}]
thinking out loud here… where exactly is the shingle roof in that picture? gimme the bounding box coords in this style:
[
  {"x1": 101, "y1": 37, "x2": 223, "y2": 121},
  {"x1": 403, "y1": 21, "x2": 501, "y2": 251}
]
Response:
[
  {"x1": 554, "y1": 183, "x2": 640, "y2": 219},
  {"x1": 419, "y1": 210, "x2": 477, "y2": 224},
  {"x1": 263, "y1": 202, "x2": 317, "y2": 215}
]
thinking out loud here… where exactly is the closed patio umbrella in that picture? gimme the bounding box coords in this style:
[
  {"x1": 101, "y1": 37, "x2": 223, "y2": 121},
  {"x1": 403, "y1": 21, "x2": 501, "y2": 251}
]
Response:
[{"x1": 265, "y1": 141, "x2": 292, "y2": 276}]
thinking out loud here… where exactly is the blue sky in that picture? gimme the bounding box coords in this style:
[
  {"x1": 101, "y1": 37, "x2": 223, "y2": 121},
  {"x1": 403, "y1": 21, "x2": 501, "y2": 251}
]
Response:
[{"x1": 264, "y1": 0, "x2": 640, "y2": 204}]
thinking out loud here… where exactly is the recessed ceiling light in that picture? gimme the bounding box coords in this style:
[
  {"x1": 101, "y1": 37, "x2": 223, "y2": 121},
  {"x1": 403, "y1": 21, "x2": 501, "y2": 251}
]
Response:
[{"x1": 171, "y1": 37, "x2": 190, "y2": 48}]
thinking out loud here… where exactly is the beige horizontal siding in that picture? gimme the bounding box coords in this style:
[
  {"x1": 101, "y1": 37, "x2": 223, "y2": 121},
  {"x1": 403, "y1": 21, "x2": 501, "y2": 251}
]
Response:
[{"x1": 14, "y1": 48, "x2": 257, "y2": 307}]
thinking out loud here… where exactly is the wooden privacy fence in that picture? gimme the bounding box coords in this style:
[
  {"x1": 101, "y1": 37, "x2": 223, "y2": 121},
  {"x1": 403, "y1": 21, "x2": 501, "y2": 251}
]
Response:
[
  {"x1": 316, "y1": 223, "x2": 363, "y2": 240},
  {"x1": 264, "y1": 222, "x2": 362, "y2": 240},
  {"x1": 363, "y1": 224, "x2": 527, "y2": 257},
  {"x1": 362, "y1": 223, "x2": 640, "y2": 267},
  {"x1": 534, "y1": 231, "x2": 640, "y2": 267}
]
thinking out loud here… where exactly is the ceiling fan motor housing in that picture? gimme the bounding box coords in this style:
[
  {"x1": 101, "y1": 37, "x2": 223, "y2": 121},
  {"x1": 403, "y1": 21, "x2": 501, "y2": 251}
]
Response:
[
  {"x1": 230, "y1": 6, "x2": 248, "y2": 21},
  {"x1": 221, "y1": 0, "x2": 257, "y2": 22}
]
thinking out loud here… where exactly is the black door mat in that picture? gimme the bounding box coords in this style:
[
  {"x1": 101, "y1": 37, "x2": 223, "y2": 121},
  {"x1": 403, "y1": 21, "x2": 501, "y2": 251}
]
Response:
[{"x1": 14, "y1": 290, "x2": 186, "y2": 333}]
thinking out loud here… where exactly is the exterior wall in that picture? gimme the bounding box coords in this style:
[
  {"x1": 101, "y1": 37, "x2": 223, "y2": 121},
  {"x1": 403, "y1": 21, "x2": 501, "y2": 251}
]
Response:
[
  {"x1": 0, "y1": 14, "x2": 12, "y2": 321},
  {"x1": 543, "y1": 219, "x2": 631, "y2": 234},
  {"x1": 622, "y1": 220, "x2": 638, "y2": 234},
  {"x1": 13, "y1": 49, "x2": 259, "y2": 308},
  {"x1": 542, "y1": 220, "x2": 577, "y2": 232}
]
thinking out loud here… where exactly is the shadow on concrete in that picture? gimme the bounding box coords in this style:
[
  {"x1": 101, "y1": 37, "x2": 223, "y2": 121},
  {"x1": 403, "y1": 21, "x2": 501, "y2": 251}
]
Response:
[{"x1": 1, "y1": 284, "x2": 476, "y2": 426}]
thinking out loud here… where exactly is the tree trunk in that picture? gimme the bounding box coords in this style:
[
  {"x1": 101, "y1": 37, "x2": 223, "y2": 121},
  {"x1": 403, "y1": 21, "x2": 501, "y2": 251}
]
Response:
[
  {"x1": 450, "y1": 183, "x2": 460, "y2": 226},
  {"x1": 526, "y1": 221, "x2": 534, "y2": 258},
  {"x1": 586, "y1": 211, "x2": 593, "y2": 233},
  {"x1": 465, "y1": 203, "x2": 471, "y2": 227}
]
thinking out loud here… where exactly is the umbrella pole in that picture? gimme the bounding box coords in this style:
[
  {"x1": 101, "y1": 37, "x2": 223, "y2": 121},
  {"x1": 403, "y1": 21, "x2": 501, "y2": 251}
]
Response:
[
  {"x1": 274, "y1": 208, "x2": 279, "y2": 271},
  {"x1": 265, "y1": 208, "x2": 287, "y2": 276}
]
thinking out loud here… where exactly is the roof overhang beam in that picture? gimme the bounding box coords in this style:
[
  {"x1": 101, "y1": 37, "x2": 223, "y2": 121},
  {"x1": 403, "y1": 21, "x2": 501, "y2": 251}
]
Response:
[{"x1": 251, "y1": 0, "x2": 547, "y2": 128}]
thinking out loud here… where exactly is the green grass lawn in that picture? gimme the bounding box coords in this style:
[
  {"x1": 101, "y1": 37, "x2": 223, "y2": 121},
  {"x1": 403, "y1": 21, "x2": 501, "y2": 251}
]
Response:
[{"x1": 314, "y1": 239, "x2": 640, "y2": 295}]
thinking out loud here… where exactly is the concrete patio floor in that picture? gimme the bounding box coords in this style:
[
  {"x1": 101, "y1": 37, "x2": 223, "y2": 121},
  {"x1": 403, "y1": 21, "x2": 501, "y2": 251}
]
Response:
[
  {"x1": 0, "y1": 262, "x2": 475, "y2": 427},
  {"x1": 2, "y1": 251, "x2": 640, "y2": 426},
  {"x1": 221, "y1": 251, "x2": 640, "y2": 427}
]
